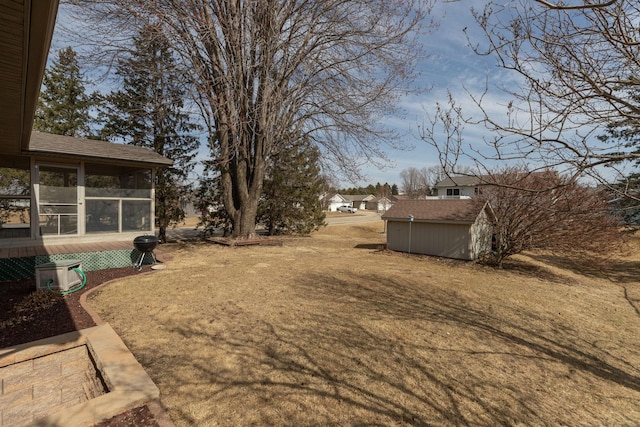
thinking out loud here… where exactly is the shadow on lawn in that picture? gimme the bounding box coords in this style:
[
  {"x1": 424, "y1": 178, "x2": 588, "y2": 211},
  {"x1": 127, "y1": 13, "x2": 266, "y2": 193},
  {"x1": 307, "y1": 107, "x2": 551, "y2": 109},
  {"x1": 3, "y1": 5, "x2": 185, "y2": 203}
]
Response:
[
  {"x1": 529, "y1": 253, "x2": 640, "y2": 285},
  {"x1": 528, "y1": 253, "x2": 640, "y2": 316},
  {"x1": 163, "y1": 271, "x2": 640, "y2": 425}
]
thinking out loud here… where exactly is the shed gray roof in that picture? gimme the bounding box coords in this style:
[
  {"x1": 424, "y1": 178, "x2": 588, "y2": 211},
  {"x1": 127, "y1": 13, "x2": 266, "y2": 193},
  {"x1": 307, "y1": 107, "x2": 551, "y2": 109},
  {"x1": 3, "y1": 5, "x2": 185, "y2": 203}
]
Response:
[
  {"x1": 381, "y1": 199, "x2": 487, "y2": 223},
  {"x1": 27, "y1": 131, "x2": 173, "y2": 166}
]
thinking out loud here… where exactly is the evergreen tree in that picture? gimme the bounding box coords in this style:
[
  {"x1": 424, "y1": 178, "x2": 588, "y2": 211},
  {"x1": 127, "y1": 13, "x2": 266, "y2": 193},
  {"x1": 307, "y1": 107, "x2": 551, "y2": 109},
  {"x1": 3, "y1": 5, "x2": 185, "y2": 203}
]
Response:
[
  {"x1": 34, "y1": 47, "x2": 95, "y2": 137},
  {"x1": 610, "y1": 173, "x2": 640, "y2": 226},
  {"x1": 598, "y1": 85, "x2": 640, "y2": 223},
  {"x1": 391, "y1": 184, "x2": 399, "y2": 195},
  {"x1": 196, "y1": 167, "x2": 232, "y2": 237},
  {"x1": 257, "y1": 139, "x2": 326, "y2": 235},
  {"x1": 100, "y1": 25, "x2": 199, "y2": 243}
]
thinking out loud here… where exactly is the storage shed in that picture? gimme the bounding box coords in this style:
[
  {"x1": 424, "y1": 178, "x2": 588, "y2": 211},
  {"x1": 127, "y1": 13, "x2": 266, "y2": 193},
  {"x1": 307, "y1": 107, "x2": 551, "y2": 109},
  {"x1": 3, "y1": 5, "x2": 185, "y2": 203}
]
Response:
[{"x1": 381, "y1": 199, "x2": 495, "y2": 261}]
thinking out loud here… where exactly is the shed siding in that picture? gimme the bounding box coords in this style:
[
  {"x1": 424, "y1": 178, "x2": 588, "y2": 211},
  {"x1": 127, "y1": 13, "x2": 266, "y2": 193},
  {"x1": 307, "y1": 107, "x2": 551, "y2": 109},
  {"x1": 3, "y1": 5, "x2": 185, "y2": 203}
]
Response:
[{"x1": 387, "y1": 221, "x2": 472, "y2": 260}]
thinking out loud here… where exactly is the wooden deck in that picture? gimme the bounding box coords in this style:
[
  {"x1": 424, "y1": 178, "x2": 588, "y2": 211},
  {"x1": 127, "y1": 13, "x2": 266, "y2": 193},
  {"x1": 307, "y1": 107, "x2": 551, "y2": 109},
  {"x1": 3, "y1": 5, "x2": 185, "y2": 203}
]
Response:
[{"x1": 0, "y1": 240, "x2": 134, "y2": 259}]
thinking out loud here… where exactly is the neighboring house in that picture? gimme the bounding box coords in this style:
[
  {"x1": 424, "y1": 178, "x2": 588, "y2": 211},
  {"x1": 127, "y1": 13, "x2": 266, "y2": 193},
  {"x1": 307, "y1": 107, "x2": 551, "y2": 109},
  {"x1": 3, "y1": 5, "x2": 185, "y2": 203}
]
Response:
[
  {"x1": 433, "y1": 175, "x2": 484, "y2": 198},
  {"x1": 321, "y1": 193, "x2": 351, "y2": 212},
  {"x1": 0, "y1": 131, "x2": 172, "y2": 246},
  {"x1": 366, "y1": 196, "x2": 393, "y2": 212},
  {"x1": 390, "y1": 194, "x2": 410, "y2": 203},
  {"x1": 381, "y1": 199, "x2": 495, "y2": 261},
  {"x1": 342, "y1": 194, "x2": 375, "y2": 210}
]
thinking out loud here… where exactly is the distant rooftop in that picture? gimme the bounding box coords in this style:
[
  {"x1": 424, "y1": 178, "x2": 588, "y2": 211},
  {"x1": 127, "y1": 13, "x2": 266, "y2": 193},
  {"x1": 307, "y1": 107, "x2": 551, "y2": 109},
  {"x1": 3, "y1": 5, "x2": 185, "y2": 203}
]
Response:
[{"x1": 434, "y1": 175, "x2": 485, "y2": 188}]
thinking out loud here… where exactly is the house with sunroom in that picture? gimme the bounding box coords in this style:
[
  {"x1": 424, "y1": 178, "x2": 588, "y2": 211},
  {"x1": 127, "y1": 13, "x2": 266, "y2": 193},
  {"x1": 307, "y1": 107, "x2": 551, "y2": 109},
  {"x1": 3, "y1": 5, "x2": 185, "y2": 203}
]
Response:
[
  {"x1": 0, "y1": 3, "x2": 172, "y2": 280},
  {"x1": 0, "y1": 132, "x2": 172, "y2": 280},
  {"x1": 1, "y1": 131, "x2": 172, "y2": 243}
]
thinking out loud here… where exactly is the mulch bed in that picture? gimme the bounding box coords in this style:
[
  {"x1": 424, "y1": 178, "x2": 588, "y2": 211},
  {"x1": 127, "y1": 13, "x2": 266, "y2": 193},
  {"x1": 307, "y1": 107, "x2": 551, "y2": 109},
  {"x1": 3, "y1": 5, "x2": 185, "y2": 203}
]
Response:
[{"x1": 0, "y1": 266, "x2": 163, "y2": 427}]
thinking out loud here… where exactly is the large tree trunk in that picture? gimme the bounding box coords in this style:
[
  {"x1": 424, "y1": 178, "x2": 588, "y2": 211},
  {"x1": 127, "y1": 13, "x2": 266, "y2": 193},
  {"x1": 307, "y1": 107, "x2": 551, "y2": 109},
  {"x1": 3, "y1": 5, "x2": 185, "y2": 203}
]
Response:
[
  {"x1": 218, "y1": 126, "x2": 266, "y2": 239},
  {"x1": 231, "y1": 202, "x2": 258, "y2": 239}
]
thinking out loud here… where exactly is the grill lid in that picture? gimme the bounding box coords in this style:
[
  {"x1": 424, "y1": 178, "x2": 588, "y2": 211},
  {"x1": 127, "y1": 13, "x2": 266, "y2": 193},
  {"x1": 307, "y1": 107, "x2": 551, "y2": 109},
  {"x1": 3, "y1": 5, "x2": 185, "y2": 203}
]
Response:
[{"x1": 133, "y1": 235, "x2": 158, "y2": 252}]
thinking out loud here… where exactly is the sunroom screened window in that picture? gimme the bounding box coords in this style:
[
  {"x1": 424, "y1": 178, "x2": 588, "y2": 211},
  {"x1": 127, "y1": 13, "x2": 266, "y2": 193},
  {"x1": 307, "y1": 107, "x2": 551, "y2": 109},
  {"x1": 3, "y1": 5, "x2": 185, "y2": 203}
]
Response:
[
  {"x1": 85, "y1": 163, "x2": 151, "y2": 198},
  {"x1": 85, "y1": 163, "x2": 152, "y2": 234},
  {"x1": 0, "y1": 157, "x2": 30, "y2": 239}
]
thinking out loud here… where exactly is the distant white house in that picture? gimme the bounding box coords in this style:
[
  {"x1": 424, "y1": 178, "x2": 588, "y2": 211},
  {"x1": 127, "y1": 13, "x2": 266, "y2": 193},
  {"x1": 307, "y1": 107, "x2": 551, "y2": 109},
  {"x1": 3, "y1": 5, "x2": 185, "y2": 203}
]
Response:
[
  {"x1": 341, "y1": 194, "x2": 375, "y2": 210},
  {"x1": 366, "y1": 196, "x2": 393, "y2": 212},
  {"x1": 321, "y1": 193, "x2": 351, "y2": 212},
  {"x1": 321, "y1": 193, "x2": 378, "y2": 211},
  {"x1": 434, "y1": 175, "x2": 484, "y2": 198},
  {"x1": 381, "y1": 199, "x2": 495, "y2": 261}
]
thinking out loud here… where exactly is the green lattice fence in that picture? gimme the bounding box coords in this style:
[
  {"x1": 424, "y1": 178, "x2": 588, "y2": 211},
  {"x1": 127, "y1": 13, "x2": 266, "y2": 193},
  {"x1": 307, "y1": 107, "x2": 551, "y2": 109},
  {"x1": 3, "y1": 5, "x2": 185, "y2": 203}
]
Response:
[{"x1": 1, "y1": 250, "x2": 155, "y2": 281}]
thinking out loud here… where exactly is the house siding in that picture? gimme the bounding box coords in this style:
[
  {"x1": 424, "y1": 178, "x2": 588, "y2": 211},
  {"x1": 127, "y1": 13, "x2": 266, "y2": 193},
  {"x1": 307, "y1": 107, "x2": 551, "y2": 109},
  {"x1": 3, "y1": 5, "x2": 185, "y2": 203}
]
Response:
[{"x1": 436, "y1": 186, "x2": 476, "y2": 198}]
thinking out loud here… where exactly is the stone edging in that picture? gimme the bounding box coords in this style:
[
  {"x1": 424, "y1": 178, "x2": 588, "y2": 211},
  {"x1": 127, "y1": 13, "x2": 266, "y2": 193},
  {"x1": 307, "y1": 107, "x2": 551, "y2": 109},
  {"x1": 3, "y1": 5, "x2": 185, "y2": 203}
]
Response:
[
  {"x1": 0, "y1": 324, "x2": 160, "y2": 426},
  {"x1": 78, "y1": 261, "x2": 176, "y2": 426}
]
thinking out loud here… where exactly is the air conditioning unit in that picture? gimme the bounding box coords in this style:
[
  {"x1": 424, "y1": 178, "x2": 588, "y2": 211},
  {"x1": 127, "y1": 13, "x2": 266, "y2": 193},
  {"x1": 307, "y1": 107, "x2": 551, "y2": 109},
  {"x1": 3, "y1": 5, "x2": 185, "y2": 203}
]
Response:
[{"x1": 36, "y1": 259, "x2": 83, "y2": 292}]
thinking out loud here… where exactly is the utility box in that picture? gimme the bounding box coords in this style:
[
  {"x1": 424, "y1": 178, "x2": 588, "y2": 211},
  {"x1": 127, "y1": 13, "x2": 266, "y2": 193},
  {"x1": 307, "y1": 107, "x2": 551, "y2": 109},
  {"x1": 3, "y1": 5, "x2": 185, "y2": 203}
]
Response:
[{"x1": 36, "y1": 259, "x2": 83, "y2": 292}]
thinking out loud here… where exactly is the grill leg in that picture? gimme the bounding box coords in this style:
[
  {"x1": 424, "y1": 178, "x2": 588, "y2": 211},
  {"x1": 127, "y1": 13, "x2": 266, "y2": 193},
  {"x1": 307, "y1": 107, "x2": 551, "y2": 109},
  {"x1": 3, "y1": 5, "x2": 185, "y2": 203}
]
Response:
[
  {"x1": 133, "y1": 251, "x2": 156, "y2": 271},
  {"x1": 134, "y1": 252, "x2": 145, "y2": 271}
]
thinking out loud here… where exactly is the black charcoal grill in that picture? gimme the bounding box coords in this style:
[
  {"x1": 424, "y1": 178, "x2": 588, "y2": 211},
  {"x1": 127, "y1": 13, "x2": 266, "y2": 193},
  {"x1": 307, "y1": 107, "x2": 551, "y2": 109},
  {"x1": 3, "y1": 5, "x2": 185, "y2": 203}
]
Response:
[{"x1": 133, "y1": 235, "x2": 158, "y2": 271}]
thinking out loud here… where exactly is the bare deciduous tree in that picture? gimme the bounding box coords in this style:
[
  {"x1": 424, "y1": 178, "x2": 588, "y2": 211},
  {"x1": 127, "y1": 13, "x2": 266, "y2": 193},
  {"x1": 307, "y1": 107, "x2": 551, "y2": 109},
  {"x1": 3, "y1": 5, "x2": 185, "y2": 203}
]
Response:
[
  {"x1": 400, "y1": 165, "x2": 449, "y2": 198},
  {"x1": 475, "y1": 166, "x2": 622, "y2": 267},
  {"x1": 400, "y1": 167, "x2": 426, "y2": 199},
  {"x1": 67, "y1": 0, "x2": 434, "y2": 238},
  {"x1": 425, "y1": 1, "x2": 640, "y2": 190}
]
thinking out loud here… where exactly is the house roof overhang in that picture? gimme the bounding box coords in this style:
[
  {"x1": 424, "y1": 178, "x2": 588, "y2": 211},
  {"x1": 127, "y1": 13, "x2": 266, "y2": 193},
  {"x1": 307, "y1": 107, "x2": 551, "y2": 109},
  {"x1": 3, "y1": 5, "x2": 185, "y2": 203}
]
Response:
[{"x1": 0, "y1": 0, "x2": 60, "y2": 155}]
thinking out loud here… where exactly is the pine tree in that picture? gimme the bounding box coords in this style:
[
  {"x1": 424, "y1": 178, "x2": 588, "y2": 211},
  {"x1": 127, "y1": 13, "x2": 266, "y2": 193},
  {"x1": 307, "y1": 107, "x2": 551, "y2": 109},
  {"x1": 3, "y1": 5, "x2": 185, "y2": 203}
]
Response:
[
  {"x1": 598, "y1": 86, "x2": 640, "y2": 224},
  {"x1": 100, "y1": 25, "x2": 199, "y2": 243},
  {"x1": 34, "y1": 47, "x2": 95, "y2": 137},
  {"x1": 610, "y1": 173, "x2": 640, "y2": 226},
  {"x1": 195, "y1": 167, "x2": 233, "y2": 238},
  {"x1": 258, "y1": 139, "x2": 326, "y2": 235}
]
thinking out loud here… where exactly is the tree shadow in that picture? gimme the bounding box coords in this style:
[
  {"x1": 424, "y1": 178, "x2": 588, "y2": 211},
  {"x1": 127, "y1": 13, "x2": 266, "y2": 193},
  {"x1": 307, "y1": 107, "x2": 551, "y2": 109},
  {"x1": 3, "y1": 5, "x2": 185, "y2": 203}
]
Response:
[
  {"x1": 156, "y1": 271, "x2": 640, "y2": 425},
  {"x1": 501, "y1": 256, "x2": 574, "y2": 284},
  {"x1": 528, "y1": 253, "x2": 640, "y2": 285}
]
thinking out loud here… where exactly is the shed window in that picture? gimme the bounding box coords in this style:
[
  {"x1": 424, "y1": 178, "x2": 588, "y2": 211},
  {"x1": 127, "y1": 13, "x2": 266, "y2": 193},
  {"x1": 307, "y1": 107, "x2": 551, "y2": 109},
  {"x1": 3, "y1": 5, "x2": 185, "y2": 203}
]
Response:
[{"x1": 446, "y1": 188, "x2": 460, "y2": 196}]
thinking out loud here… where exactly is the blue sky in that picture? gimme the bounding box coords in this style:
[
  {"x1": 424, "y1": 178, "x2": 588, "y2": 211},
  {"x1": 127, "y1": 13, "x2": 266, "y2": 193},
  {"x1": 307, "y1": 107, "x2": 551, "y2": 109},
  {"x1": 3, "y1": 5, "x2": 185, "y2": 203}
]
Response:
[
  {"x1": 49, "y1": 1, "x2": 510, "y2": 189},
  {"x1": 352, "y1": 0, "x2": 516, "y2": 187}
]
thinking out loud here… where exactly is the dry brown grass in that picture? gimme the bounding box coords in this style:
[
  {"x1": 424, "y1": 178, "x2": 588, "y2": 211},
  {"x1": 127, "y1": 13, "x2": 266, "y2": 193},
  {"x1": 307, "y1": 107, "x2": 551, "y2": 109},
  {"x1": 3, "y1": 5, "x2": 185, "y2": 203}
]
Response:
[{"x1": 89, "y1": 222, "x2": 640, "y2": 426}]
